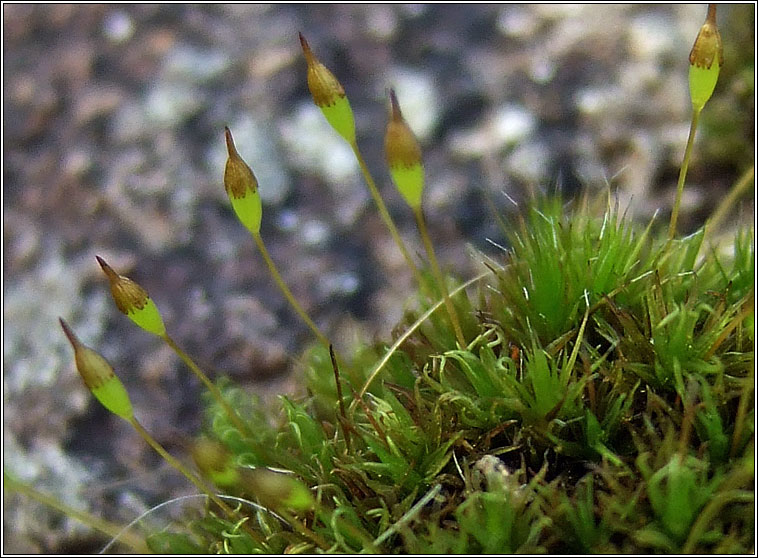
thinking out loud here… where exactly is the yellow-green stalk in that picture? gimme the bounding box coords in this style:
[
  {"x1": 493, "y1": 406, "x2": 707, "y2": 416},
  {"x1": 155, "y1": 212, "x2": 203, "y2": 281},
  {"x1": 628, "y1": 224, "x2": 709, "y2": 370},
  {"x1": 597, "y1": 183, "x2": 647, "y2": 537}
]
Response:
[
  {"x1": 706, "y1": 165, "x2": 754, "y2": 243},
  {"x1": 58, "y1": 319, "x2": 255, "y2": 538},
  {"x1": 193, "y1": 439, "x2": 325, "y2": 549},
  {"x1": 223, "y1": 126, "x2": 332, "y2": 350},
  {"x1": 384, "y1": 89, "x2": 466, "y2": 347},
  {"x1": 4, "y1": 472, "x2": 150, "y2": 554},
  {"x1": 125, "y1": 418, "x2": 256, "y2": 539},
  {"x1": 669, "y1": 4, "x2": 723, "y2": 240},
  {"x1": 96, "y1": 256, "x2": 252, "y2": 439},
  {"x1": 299, "y1": 33, "x2": 425, "y2": 289}
]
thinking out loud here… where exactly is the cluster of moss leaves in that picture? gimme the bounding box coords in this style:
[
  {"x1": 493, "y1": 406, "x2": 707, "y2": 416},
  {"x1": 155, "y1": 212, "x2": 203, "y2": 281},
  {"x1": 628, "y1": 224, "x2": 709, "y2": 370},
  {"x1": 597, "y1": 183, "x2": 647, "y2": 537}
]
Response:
[{"x1": 145, "y1": 194, "x2": 753, "y2": 554}]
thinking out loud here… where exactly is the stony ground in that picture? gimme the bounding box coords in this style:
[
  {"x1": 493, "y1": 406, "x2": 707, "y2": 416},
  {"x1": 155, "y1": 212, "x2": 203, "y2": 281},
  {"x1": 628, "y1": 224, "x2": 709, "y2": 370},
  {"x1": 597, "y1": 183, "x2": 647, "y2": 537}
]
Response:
[{"x1": 3, "y1": 4, "x2": 753, "y2": 552}]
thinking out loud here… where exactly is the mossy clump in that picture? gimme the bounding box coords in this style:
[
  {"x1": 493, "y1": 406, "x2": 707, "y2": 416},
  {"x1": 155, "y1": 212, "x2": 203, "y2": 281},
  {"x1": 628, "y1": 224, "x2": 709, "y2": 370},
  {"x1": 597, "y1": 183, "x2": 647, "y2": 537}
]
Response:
[{"x1": 175, "y1": 194, "x2": 751, "y2": 554}]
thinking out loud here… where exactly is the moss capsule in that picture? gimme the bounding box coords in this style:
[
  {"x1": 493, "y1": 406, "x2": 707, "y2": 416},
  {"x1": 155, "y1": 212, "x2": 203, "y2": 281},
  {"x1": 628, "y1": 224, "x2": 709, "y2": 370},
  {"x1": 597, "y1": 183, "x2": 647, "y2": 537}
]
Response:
[
  {"x1": 242, "y1": 467, "x2": 315, "y2": 512},
  {"x1": 688, "y1": 4, "x2": 723, "y2": 111},
  {"x1": 59, "y1": 318, "x2": 134, "y2": 420},
  {"x1": 384, "y1": 89, "x2": 424, "y2": 210},
  {"x1": 191, "y1": 438, "x2": 240, "y2": 488},
  {"x1": 224, "y1": 127, "x2": 263, "y2": 235},
  {"x1": 299, "y1": 32, "x2": 356, "y2": 144},
  {"x1": 96, "y1": 256, "x2": 167, "y2": 337}
]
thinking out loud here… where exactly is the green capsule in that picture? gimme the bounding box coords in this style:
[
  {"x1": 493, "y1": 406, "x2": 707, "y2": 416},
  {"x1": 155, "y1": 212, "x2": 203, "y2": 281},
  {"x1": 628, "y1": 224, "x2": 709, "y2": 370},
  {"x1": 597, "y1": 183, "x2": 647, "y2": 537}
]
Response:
[
  {"x1": 299, "y1": 32, "x2": 356, "y2": 144},
  {"x1": 320, "y1": 97, "x2": 357, "y2": 145},
  {"x1": 96, "y1": 256, "x2": 167, "y2": 337},
  {"x1": 242, "y1": 467, "x2": 315, "y2": 512},
  {"x1": 688, "y1": 5, "x2": 723, "y2": 111},
  {"x1": 384, "y1": 89, "x2": 424, "y2": 210},
  {"x1": 59, "y1": 318, "x2": 134, "y2": 420},
  {"x1": 191, "y1": 438, "x2": 241, "y2": 488},
  {"x1": 224, "y1": 127, "x2": 263, "y2": 235}
]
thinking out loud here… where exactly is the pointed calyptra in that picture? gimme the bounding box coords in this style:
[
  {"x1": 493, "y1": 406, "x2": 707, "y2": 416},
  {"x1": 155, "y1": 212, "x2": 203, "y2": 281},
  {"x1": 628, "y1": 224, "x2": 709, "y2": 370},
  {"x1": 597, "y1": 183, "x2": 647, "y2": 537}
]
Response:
[
  {"x1": 384, "y1": 89, "x2": 424, "y2": 210},
  {"x1": 688, "y1": 4, "x2": 723, "y2": 112},
  {"x1": 224, "y1": 127, "x2": 263, "y2": 235},
  {"x1": 299, "y1": 32, "x2": 356, "y2": 144},
  {"x1": 96, "y1": 256, "x2": 167, "y2": 337},
  {"x1": 59, "y1": 318, "x2": 134, "y2": 420}
]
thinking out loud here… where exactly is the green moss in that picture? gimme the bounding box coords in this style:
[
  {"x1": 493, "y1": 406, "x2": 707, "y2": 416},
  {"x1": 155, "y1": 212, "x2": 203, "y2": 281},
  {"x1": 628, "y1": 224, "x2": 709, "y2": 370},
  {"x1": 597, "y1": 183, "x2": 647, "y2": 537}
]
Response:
[{"x1": 170, "y1": 193, "x2": 752, "y2": 554}]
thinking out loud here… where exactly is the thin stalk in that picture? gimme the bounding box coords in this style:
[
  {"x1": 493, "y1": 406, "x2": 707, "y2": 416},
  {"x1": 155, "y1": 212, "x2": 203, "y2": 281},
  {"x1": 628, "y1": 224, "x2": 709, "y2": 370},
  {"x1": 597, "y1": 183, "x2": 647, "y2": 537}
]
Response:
[
  {"x1": 129, "y1": 417, "x2": 229, "y2": 514},
  {"x1": 668, "y1": 108, "x2": 702, "y2": 240},
  {"x1": 414, "y1": 206, "x2": 465, "y2": 347},
  {"x1": 350, "y1": 141, "x2": 427, "y2": 291},
  {"x1": 162, "y1": 334, "x2": 252, "y2": 439},
  {"x1": 706, "y1": 164, "x2": 755, "y2": 239},
  {"x1": 251, "y1": 231, "x2": 331, "y2": 349},
  {"x1": 4, "y1": 472, "x2": 150, "y2": 553},
  {"x1": 128, "y1": 417, "x2": 263, "y2": 544}
]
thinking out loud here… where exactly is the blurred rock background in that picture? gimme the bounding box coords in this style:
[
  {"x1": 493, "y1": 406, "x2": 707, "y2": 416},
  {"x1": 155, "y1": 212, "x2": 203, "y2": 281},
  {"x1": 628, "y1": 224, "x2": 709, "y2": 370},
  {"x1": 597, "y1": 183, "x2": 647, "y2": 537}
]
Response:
[{"x1": 3, "y1": 4, "x2": 753, "y2": 552}]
